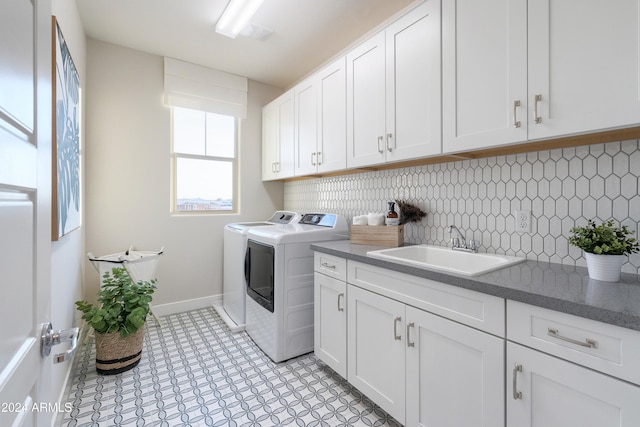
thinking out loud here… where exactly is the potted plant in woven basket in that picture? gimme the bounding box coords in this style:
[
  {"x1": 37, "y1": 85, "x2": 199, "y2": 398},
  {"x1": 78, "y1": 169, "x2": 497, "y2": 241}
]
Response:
[
  {"x1": 76, "y1": 267, "x2": 156, "y2": 375},
  {"x1": 569, "y1": 219, "x2": 640, "y2": 282}
]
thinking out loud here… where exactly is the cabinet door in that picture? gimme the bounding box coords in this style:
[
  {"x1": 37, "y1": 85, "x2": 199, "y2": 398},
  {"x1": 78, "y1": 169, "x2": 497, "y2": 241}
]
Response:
[
  {"x1": 294, "y1": 78, "x2": 318, "y2": 176},
  {"x1": 507, "y1": 342, "x2": 640, "y2": 427},
  {"x1": 346, "y1": 31, "x2": 387, "y2": 168},
  {"x1": 386, "y1": 0, "x2": 441, "y2": 162},
  {"x1": 262, "y1": 102, "x2": 279, "y2": 181},
  {"x1": 314, "y1": 272, "x2": 347, "y2": 378},
  {"x1": 277, "y1": 92, "x2": 295, "y2": 178},
  {"x1": 442, "y1": 0, "x2": 528, "y2": 153},
  {"x1": 406, "y1": 306, "x2": 504, "y2": 427},
  {"x1": 347, "y1": 285, "x2": 406, "y2": 424},
  {"x1": 317, "y1": 57, "x2": 347, "y2": 173},
  {"x1": 528, "y1": 0, "x2": 640, "y2": 140}
]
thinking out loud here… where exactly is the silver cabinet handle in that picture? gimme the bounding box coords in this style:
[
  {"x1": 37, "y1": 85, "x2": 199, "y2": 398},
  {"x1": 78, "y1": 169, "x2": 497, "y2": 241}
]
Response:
[
  {"x1": 513, "y1": 363, "x2": 523, "y2": 399},
  {"x1": 320, "y1": 262, "x2": 335, "y2": 269},
  {"x1": 386, "y1": 133, "x2": 393, "y2": 152},
  {"x1": 377, "y1": 136, "x2": 384, "y2": 153},
  {"x1": 337, "y1": 292, "x2": 345, "y2": 312},
  {"x1": 547, "y1": 328, "x2": 598, "y2": 349},
  {"x1": 513, "y1": 100, "x2": 521, "y2": 128},
  {"x1": 393, "y1": 316, "x2": 402, "y2": 340},
  {"x1": 407, "y1": 322, "x2": 415, "y2": 347},
  {"x1": 317, "y1": 151, "x2": 322, "y2": 165},
  {"x1": 534, "y1": 94, "x2": 542, "y2": 124},
  {"x1": 311, "y1": 152, "x2": 317, "y2": 166}
]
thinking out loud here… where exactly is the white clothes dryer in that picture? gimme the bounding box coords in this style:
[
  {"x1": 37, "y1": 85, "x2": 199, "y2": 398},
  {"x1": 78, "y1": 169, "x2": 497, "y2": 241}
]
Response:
[
  {"x1": 217, "y1": 211, "x2": 300, "y2": 332},
  {"x1": 244, "y1": 213, "x2": 348, "y2": 362}
]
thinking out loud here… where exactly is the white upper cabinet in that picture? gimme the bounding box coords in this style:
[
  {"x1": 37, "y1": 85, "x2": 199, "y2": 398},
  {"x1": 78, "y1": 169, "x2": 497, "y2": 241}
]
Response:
[
  {"x1": 527, "y1": 0, "x2": 640, "y2": 141},
  {"x1": 346, "y1": 31, "x2": 387, "y2": 167},
  {"x1": 317, "y1": 58, "x2": 347, "y2": 173},
  {"x1": 347, "y1": 0, "x2": 441, "y2": 168},
  {"x1": 262, "y1": 100, "x2": 279, "y2": 181},
  {"x1": 294, "y1": 58, "x2": 347, "y2": 177},
  {"x1": 294, "y1": 78, "x2": 318, "y2": 176},
  {"x1": 442, "y1": 0, "x2": 528, "y2": 153},
  {"x1": 443, "y1": 0, "x2": 640, "y2": 154},
  {"x1": 386, "y1": 0, "x2": 442, "y2": 163},
  {"x1": 262, "y1": 90, "x2": 295, "y2": 181}
]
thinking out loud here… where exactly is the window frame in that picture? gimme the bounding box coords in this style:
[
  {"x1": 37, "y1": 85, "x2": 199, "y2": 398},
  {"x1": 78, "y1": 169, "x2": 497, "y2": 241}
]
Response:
[{"x1": 170, "y1": 107, "x2": 239, "y2": 215}]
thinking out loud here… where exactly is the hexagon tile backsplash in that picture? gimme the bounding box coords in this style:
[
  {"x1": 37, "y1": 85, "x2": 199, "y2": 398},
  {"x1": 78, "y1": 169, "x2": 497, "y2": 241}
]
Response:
[{"x1": 284, "y1": 139, "x2": 640, "y2": 274}]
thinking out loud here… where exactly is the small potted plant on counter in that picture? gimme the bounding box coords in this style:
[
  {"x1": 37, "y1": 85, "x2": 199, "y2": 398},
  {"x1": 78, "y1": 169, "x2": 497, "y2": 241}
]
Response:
[
  {"x1": 76, "y1": 267, "x2": 156, "y2": 375},
  {"x1": 569, "y1": 219, "x2": 640, "y2": 282}
]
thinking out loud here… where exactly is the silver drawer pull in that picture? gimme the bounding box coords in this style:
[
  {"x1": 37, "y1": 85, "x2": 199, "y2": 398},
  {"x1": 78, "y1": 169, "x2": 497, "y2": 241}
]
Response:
[
  {"x1": 547, "y1": 328, "x2": 598, "y2": 349},
  {"x1": 321, "y1": 262, "x2": 336, "y2": 269},
  {"x1": 337, "y1": 292, "x2": 345, "y2": 312},
  {"x1": 393, "y1": 316, "x2": 402, "y2": 341},
  {"x1": 513, "y1": 99, "x2": 522, "y2": 128},
  {"x1": 513, "y1": 363, "x2": 523, "y2": 400},
  {"x1": 534, "y1": 94, "x2": 542, "y2": 124},
  {"x1": 407, "y1": 322, "x2": 415, "y2": 347}
]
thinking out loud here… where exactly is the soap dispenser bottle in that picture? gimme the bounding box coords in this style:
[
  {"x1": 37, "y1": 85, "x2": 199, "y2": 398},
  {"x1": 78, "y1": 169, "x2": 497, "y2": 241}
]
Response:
[{"x1": 385, "y1": 201, "x2": 399, "y2": 226}]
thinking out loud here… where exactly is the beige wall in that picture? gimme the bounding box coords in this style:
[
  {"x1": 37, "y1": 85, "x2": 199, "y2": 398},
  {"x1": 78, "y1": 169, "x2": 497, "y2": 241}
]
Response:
[
  {"x1": 84, "y1": 39, "x2": 284, "y2": 308},
  {"x1": 51, "y1": 0, "x2": 87, "y2": 407}
]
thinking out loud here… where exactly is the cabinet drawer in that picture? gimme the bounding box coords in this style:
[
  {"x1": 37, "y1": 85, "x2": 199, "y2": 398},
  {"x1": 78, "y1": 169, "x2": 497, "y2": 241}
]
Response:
[
  {"x1": 348, "y1": 261, "x2": 505, "y2": 336},
  {"x1": 314, "y1": 252, "x2": 347, "y2": 281},
  {"x1": 508, "y1": 300, "x2": 640, "y2": 386}
]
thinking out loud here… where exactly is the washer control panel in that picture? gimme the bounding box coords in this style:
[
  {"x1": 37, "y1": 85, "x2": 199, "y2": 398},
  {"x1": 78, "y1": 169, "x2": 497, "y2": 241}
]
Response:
[{"x1": 299, "y1": 213, "x2": 337, "y2": 228}]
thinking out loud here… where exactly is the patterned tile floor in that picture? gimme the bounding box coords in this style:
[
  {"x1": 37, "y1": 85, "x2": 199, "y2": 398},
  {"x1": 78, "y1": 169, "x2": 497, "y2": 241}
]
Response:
[{"x1": 59, "y1": 307, "x2": 401, "y2": 426}]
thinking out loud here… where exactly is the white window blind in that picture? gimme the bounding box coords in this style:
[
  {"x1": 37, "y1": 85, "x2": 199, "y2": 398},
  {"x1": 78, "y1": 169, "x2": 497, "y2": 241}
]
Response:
[{"x1": 164, "y1": 57, "x2": 248, "y2": 118}]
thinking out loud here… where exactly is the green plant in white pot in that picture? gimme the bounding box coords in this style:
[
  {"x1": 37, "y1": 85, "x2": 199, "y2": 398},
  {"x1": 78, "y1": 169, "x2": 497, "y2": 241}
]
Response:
[
  {"x1": 76, "y1": 267, "x2": 156, "y2": 375},
  {"x1": 569, "y1": 219, "x2": 639, "y2": 282}
]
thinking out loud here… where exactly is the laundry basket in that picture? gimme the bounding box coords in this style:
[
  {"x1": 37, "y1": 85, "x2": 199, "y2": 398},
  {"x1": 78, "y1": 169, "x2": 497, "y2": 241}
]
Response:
[{"x1": 88, "y1": 246, "x2": 164, "y2": 326}]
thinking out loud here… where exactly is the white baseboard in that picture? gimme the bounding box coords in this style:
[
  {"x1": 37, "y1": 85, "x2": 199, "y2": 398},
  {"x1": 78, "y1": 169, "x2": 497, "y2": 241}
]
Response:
[
  {"x1": 212, "y1": 302, "x2": 246, "y2": 333},
  {"x1": 151, "y1": 294, "x2": 221, "y2": 318}
]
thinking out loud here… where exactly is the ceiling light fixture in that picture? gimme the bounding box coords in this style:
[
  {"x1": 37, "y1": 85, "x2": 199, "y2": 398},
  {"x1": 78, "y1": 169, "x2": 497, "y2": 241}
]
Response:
[{"x1": 215, "y1": 0, "x2": 265, "y2": 39}]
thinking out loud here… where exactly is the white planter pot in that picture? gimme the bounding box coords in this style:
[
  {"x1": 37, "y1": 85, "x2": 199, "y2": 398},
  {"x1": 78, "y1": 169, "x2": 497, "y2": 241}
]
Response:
[{"x1": 584, "y1": 252, "x2": 626, "y2": 282}]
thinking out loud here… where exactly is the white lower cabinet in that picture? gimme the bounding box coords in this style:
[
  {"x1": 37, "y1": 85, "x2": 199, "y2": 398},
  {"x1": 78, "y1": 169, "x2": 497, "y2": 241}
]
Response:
[
  {"x1": 314, "y1": 255, "x2": 640, "y2": 427},
  {"x1": 406, "y1": 306, "x2": 504, "y2": 427},
  {"x1": 347, "y1": 284, "x2": 504, "y2": 426},
  {"x1": 313, "y1": 272, "x2": 347, "y2": 378},
  {"x1": 506, "y1": 300, "x2": 640, "y2": 427},
  {"x1": 507, "y1": 341, "x2": 640, "y2": 427},
  {"x1": 313, "y1": 253, "x2": 348, "y2": 377},
  {"x1": 347, "y1": 285, "x2": 407, "y2": 423}
]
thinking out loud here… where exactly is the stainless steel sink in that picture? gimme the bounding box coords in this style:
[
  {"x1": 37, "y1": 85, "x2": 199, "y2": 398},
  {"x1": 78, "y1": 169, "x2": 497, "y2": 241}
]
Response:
[{"x1": 367, "y1": 245, "x2": 526, "y2": 276}]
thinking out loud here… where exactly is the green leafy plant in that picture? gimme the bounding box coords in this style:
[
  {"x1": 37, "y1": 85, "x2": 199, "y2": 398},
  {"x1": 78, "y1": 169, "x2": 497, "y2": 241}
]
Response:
[
  {"x1": 569, "y1": 219, "x2": 640, "y2": 256},
  {"x1": 76, "y1": 267, "x2": 156, "y2": 338}
]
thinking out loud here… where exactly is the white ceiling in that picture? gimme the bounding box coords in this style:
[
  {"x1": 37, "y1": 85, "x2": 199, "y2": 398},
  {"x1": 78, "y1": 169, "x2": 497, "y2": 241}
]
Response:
[{"x1": 76, "y1": 0, "x2": 417, "y2": 89}]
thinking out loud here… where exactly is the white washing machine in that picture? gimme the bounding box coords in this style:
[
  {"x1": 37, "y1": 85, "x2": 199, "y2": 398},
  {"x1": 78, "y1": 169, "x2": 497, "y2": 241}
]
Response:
[
  {"x1": 244, "y1": 213, "x2": 348, "y2": 362},
  {"x1": 217, "y1": 211, "x2": 300, "y2": 332}
]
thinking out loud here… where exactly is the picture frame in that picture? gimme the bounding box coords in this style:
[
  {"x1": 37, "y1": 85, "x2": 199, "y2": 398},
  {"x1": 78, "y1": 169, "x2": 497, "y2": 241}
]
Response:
[{"x1": 52, "y1": 16, "x2": 80, "y2": 241}]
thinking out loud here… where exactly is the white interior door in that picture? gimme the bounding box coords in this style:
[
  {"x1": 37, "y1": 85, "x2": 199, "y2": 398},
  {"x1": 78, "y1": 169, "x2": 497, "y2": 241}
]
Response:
[{"x1": 0, "y1": 0, "x2": 54, "y2": 425}]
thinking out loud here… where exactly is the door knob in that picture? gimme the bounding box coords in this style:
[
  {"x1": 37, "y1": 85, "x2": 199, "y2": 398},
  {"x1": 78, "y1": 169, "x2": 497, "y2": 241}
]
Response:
[{"x1": 40, "y1": 322, "x2": 81, "y2": 363}]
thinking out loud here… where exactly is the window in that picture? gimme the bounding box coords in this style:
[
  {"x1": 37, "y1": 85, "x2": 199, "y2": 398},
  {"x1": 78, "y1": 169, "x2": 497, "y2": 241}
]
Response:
[{"x1": 171, "y1": 106, "x2": 237, "y2": 213}]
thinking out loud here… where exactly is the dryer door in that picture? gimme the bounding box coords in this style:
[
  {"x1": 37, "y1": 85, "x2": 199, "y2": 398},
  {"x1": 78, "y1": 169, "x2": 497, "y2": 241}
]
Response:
[{"x1": 245, "y1": 239, "x2": 275, "y2": 312}]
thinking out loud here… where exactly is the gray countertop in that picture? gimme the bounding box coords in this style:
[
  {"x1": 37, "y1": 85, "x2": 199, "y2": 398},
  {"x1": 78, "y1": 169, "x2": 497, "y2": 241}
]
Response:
[{"x1": 311, "y1": 240, "x2": 640, "y2": 331}]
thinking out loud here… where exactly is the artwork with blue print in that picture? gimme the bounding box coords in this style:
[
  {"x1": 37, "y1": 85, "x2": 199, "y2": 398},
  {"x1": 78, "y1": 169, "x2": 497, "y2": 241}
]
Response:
[{"x1": 53, "y1": 17, "x2": 80, "y2": 240}]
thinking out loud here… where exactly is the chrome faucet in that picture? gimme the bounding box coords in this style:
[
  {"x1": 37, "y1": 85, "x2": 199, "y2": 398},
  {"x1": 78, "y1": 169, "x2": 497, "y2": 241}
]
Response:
[{"x1": 447, "y1": 225, "x2": 478, "y2": 253}]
